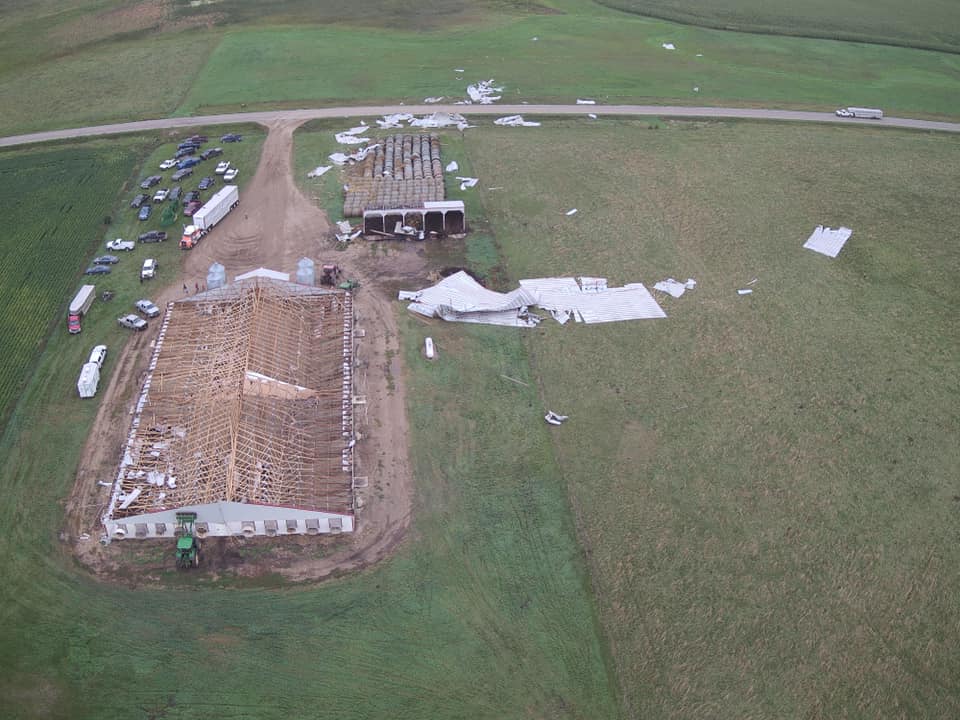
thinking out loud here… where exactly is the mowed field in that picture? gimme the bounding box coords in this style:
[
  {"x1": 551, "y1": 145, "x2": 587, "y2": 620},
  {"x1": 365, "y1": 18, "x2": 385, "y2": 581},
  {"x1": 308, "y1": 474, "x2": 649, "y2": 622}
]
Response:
[
  {"x1": 597, "y1": 0, "x2": 960, "y2": 52},
  {"x1": 3, "y1": 0, "x2": 960, "y2": 138},
  {"x1": 179, "y1": 15, "x2": 960, "y2": 119},
  {"x1": 461, "y1": 119, "x2": 960, "y2": 717}
]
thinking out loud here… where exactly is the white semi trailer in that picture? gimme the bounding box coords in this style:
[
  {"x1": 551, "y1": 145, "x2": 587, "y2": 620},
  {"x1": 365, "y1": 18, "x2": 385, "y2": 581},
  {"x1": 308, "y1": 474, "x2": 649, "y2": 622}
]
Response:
[
  {"x1": 836, "y1": 107, "x2": 884, "y2": 119},
  {"x1": 180, "y1": 185, "x2": 239, "y2": 249}
]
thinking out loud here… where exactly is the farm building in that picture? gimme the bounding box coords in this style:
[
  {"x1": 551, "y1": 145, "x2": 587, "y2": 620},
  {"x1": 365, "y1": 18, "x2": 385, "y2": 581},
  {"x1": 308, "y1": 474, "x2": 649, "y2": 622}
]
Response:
[{"x1": 102, "y1": 272, "x2": 357, "y2": 541}]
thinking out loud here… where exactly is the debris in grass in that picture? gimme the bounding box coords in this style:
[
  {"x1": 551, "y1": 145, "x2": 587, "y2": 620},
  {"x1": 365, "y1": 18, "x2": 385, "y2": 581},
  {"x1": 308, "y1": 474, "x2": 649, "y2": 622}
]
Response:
[
  {"x1": 456, "y1": 177, "x2": 478, "y2": 190},
  {"x1": 446, "y1": 160, "x2": 459, "y2": 172},
  {"x1": 329, "y1": 144, "x2": 379, "y2": 165},
  {"x1": 587, "y1": 113, "x2": 598, "y2": 119},
  {"x1": 654, "y1": 278, "x2": 697, "y2": 298},
  {"x1": 307, "y1": 165, "x2": 332, "y2": 178},
  {"x1": 662, "y1": 42, "x2": 676, "y2": 50},
  {"x1": 334, "y1": 124, "x2": 372, "y2": 144},
  {"x1": 455, "y1": 68, "x2": 465, "y2": 73},
  {"x1": 738, "y1": 288, "x2": 753, "y2": 295},
  {"x1": 577, "y1": 98, "x2": 596, "y2": 105},
  {"x1": 693, "y1": 86, "x2": 700, "y2": 92},
  {"x1": 466, "y1": 79, "x2": 503, "y2": 104},
  {"x1": 409, "y1": 111, "x2": 471, "y2": 130},
  {"x1": 424, "y1": 96, "x2": 445, "y2": 103},
  {"x1": 377, "y1": 113, "x2": 413, "y2": 129},
  {"x1": 400, "y1": 272, "x2": 666, "y2": 326},
  {"x1": 424, "y1": 337, "x2": 436, "y2": 359},
  {"x1": 696, "y1": 53, "x2": 703, "y2": 57},
  {"x1": 531, "y1": 36, "x2": 539, "y2": 41},
  {"x1": 500, "y1": 374, "x2": 529, "y2": 387},
  {"x1": 803, "y1": 225, "x2": 852, "y2": 258},
  {"x1": 545, "y1": 410, "x2": 569, "y2": 425},
  {"x1": 494, "y1": 115, "x2": 541, "y2": 127},
  {"x1": 747, "y1": 277, "x2": 758, "y2": 285},
  {"x1": 566, "y1": 208, "x2": 578, "y2": 216}
]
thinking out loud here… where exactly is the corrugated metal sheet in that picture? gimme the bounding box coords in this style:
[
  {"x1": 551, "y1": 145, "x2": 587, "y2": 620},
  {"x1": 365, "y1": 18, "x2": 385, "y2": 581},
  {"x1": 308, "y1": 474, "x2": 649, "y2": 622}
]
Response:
[
  {"x1": 401, "y1": 272, "x2": 666, "y2": 326},
  {"x1": 803, "y1": 225, "x2": 851, "y2": 258}
]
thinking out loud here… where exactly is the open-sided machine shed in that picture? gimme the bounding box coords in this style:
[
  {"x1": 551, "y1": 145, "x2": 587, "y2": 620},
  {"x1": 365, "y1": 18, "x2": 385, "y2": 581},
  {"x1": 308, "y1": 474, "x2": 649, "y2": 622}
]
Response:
[{"x1": 102, "y1": 276, "x2": 357, "y2": 541}]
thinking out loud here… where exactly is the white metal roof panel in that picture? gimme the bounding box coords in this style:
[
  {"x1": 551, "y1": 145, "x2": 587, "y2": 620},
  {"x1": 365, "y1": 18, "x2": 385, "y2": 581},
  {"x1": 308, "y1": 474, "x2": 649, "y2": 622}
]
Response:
[{"x1": 803, "y1": 225, "x2": 851, "y2": 258}]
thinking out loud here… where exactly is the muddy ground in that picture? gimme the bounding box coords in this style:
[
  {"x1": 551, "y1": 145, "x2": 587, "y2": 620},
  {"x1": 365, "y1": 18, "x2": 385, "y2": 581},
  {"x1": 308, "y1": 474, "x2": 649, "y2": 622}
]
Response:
[{"x1": 64, "y1": 119, "x2": 445, "y2": 587}]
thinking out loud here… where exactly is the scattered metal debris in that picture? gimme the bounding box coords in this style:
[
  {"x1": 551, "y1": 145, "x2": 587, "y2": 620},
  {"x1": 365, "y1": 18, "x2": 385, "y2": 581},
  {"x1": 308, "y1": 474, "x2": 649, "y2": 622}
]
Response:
[
  {"x1": 424, "y1": 96, "x2": 445, "y2": 103},
  {"x1": 457, "y1": 176, "x2": 478, "y2": 190},
  {"x1": 587, "y1": 113, "x2": 598, "y2": 119},
  {"x1": 494, "y1": 115, "x2": 541, "y2": 127},
  {"x1": 576, "y1": 99, "x2": 596, "y2": 105},
  {"x1": 307, "y1": 165, "x2": 332, "y2": 178},
  {"x1": 500, "y1": 374, "x2": 529, "y2": 387},
  {"x1": 400, "y1": 272, "x2": 666, "y2": 327},
  {"x1": 446, "y1": 161, "x2": 459, "y2": 172},
  {"x1": 565, "y1": 208, "x2": 578, "y2": 216},
  {"x1": 466, "y1": 79, "x2": 503, "y2": 104},
  {"x1": 662, "y1": 42, "x2": 676, "y2": 50},
  {"x1": 738, "y1": 288, "x2": 753, "y2": 295},
  {"x1": 803, "y1": 225, "x2": 852, "y2": 258},
  {"x1": 544, "y1": 411, "x2": 569, "y2": 426},
  {"x1": 653, "y1": 278, "x2": 697, "y2": 298}
]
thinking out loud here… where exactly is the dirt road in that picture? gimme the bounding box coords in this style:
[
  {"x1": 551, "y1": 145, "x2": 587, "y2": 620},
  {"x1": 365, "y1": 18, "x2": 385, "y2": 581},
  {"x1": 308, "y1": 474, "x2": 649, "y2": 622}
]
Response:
[
  {"x1": 2, "y1": 104, "x2": 958, "y2": 149},
  {"x1": 69, "y1": 119, "x2": 414, "y2": 583}
]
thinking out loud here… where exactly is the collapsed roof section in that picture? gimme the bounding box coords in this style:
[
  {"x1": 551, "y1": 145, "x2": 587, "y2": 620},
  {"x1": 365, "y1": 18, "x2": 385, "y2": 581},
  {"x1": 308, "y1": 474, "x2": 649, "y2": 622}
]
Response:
[
  {"x1": 398, "y1": 271, "x2": 666, "y2": 326},
  {"x1": 103, "y1": 276, "x2": 356, "y2": 540}
]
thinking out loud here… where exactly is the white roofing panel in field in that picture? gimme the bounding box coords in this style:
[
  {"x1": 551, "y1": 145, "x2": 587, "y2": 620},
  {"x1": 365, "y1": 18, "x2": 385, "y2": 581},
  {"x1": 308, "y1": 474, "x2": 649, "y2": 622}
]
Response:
[
  {"x1": 400, "y1": 271, "x2": 537, "y2": 313},
  {"x1": 572, "y1": 284, "x2": 666, "y2": 323},
  {"x1": 803, "y1": 225, "x2": 852, "y2": 258},
  {"x1": 519, "y1": 277, "x2": 581, "y2": 294}
]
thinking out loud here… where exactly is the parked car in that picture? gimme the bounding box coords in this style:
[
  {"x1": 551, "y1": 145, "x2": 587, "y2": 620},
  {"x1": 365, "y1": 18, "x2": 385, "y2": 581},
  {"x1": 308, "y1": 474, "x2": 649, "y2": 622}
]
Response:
[
  {"x1": 138, "y1": 230, "x2": 167, "y2": 243},
  {"x1": 200, "y1": 147, "x2": 222, "y2": 160},
  {"x1": 135, "y1": 299, "x2": 161, "y2": 318},
  {"x1": 159, "y1": 158, "x2": 177, "y2": 170},
  {"x1": 214, "y1": 161, "x2": 230, "y2": 175},
  {"x1": 88, "y1": 344, "x2": 108, "y2": 369},
  {"x1": 183, "y1": 190, "x2": 200, "y2": 203},
  {"x1": 178, "y1": 141, "x2": 200, "y2": 150},
  {"x1": 138, "y1": 205, "x2": 152, "y2": 221},
  {"x1": 85, "y1": 264, "x2": 112, "y2": 275},
  {"x1": 153, "y1": 188, "x2": 169, "y2": 202},
  {"x1": 221, "y1": 133, "x2": 242, "y2": 143},
  {"x1": 223, "y1": 167, "x2": 239, "y2": 182},
  {"x1": 130, "y1": 193, "x2": 148, "y2": 209},
  {"x1": 168, "y1": 185, "x2": 182, "y2": 201},
  {"x1": 141, "y1": 258, "x2": 158, "y2": 280},
  {"x1": 198, "y1": 176, "x2": 215, "y2": 190},
  {"x1": 118, "y1": 314, "x2": 147, "y2": 331},
  {"x1": 106, "y1": 238, "x2": 135, "y2": 251},
  {"x1": 139, "y1": 175, "x2": 162, "y2": 189},
  {"x1": 92, "y1": 254, "x2": 119, "y2": 265},
  {"x1": 171, "y1": 168, "x2": 193, "y2": 181},
  {"x1": 174, "y1": 147, "x2": 196, "y2": 159},
  {"x1": 183, "y1": 200, "x2": 203, "y2": 217},
  {"x1": 178, "y1": 157, "x2": 200, "y2": 170},
  {"x1": 68, "y1": 313, "x2": 82, "y2": 334},
  {"x1": 188, "y1": 134, "x2": 208, "y2": 144}
]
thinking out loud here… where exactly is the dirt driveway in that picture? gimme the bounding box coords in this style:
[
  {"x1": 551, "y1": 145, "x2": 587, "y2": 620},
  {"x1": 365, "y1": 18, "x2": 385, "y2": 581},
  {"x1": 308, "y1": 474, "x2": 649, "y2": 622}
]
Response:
[{"x1": 67, "y1": 120, "x2": 417, "y2": 584}]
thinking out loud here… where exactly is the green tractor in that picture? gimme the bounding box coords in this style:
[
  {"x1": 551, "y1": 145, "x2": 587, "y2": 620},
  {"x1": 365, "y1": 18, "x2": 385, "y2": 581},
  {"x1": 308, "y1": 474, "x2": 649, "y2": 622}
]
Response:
[
  {"x1": 175, "y1": 511, "x2": 201, "y2": 569},
  {"x1": 338, "y1": 279, "x2": 360, "y2": 291}
]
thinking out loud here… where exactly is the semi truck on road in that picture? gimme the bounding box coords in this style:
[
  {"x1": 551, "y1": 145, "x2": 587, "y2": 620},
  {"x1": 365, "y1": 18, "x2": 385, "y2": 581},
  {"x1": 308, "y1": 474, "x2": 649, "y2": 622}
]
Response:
[
  {"x1": 180, "y1": 185, "x2": 239, "y2": 249},
  {"x1": 836, "y1": 107, "x2": 884, "y2": 119}
]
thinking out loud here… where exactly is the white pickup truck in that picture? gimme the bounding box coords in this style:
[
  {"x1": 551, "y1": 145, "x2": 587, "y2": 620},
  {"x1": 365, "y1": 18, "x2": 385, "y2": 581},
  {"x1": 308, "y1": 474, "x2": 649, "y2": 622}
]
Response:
[{"x1": 106, "y1": 238, "x2": 135, "y2": 251}]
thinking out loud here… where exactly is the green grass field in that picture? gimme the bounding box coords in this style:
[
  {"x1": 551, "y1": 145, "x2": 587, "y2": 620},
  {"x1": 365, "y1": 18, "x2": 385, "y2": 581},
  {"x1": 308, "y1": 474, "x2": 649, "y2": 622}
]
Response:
[
  {"x1": 2, "y1": 0, "x2": 960, "y2": 138},
  {"x1": 595, "y1": 0, "x2": 960, "y2": 53},
  {"x1": 0, "y1": 131, "x2": 617, "y2": 719},
  {"x1": 0, "y1": 140, "x2": 141, "y2": 432},
  {"x1": 460, "y1": 119, "x2": 960, "y2": 717},
  {"x1": 179, "y1": 17, "x2": 960, "y2": 119}
]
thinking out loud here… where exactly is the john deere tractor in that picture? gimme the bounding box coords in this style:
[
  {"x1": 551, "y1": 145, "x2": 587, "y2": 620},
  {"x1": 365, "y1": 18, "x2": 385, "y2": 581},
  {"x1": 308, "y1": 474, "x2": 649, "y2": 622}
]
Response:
[{"x1": 175, "y1": 512, "x2": 201, "y2": 569}]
